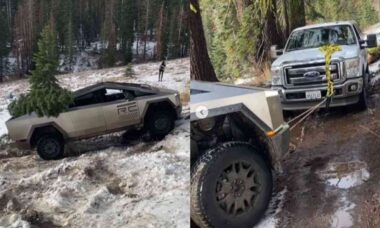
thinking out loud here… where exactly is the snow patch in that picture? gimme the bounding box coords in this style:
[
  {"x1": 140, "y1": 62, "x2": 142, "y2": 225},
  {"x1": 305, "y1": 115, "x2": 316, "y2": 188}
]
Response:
[
  {"x1": 318, "y1": 161, "x2": 370, "y2": 189},
  {"x1": 331, "y1": 195, "x2": 356, "y2": 228},
  {"x1": 0, "y1": 109, "x2": 10, "y2": 137},
  {"x1": 255, "y1": 188, "x2": 287, "y2": 228},
  {"x1": 0, "y1": 214, "x2": 30, "y2": 228}
]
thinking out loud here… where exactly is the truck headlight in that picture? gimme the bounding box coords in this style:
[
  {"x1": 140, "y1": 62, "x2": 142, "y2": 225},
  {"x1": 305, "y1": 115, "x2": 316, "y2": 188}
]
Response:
[
  {"x1": 271, "y1": 67, "x2": 283, "y2": 86},
  {"x1": 345, "y1": 58, "x2": 360, "y2": 78}
]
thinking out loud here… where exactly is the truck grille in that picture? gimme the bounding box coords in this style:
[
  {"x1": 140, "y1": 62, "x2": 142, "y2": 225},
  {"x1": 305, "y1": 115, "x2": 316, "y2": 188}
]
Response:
[{"x1": 285, "y1": 62, "x2": 340, "y2": 87}]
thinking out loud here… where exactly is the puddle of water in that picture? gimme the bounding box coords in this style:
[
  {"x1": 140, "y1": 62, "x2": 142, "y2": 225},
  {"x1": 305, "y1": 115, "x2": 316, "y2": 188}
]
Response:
[
  {"x1": 318, "y1": 161, "x2": 370, "y2": 189},
  {"x1": 331, "y1": 195, "x2": 355, "y2": 228}
]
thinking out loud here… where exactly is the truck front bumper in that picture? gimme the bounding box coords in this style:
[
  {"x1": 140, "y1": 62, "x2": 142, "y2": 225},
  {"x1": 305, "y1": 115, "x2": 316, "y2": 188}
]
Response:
[{"x1": 272, "y1": 77, "x2": 363, "y2": 111}]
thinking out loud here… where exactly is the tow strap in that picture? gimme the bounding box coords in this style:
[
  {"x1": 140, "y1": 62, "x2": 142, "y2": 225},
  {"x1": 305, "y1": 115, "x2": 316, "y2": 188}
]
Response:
[{"x1": 319, "y1": 44, "x2": 342, "y2": 110}]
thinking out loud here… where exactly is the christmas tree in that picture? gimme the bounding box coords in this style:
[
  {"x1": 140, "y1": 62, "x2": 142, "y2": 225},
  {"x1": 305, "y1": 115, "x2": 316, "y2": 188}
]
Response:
[{"x1": 9, "y1": 24, "x2": 73, "y2": 118}]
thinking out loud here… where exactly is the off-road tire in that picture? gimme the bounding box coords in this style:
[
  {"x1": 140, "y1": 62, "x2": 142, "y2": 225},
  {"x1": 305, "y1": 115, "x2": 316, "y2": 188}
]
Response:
[
  {"x1": 146, "y1": 109, "x2": 175, "y2": 139},
  {"x1": 191, "y1": 142, "x2": 272, "y2": 228},
  {"x1": 36, "y1": 134, "x2": 64, "y2": 160},
  {"x1": 355, "y1": 89, "x2": 368, "y2": 111},
  {"x1": 354, "y1": 72, "x2": 369, "y2": 111}
]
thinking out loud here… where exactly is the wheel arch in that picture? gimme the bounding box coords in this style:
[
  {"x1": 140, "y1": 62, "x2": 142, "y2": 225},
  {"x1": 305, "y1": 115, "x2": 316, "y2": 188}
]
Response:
[
  {"x1": 142, "y1": 99, "x2": 177, "y2": 123},
  {"x1": 29, "y1": 123, "x2": 67, "y2": 148},
  {"x1": 191, "y1": 105, "x2": 278, "y2": 171},
  {"x1": 227, "y1": 112, "x2": 274, "y2": 170}
]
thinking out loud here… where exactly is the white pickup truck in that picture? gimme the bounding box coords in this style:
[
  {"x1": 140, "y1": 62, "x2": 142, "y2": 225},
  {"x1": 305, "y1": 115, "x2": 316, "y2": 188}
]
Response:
[{"x1": 271, "y1": 21, "x2": 379, "y2": 110}]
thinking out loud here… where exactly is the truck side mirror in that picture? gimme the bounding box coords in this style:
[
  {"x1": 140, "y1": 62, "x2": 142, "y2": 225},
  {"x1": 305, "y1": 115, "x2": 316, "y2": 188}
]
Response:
[
  {"x1": 359, "y1": 40, "x2": 366, "y2": 49},
  {"x1": 366, "y1": 34, "x2": 380, "y2": 48},
  {"x1": 270, "y1": 45, "x2": 283, "y2": 60}
]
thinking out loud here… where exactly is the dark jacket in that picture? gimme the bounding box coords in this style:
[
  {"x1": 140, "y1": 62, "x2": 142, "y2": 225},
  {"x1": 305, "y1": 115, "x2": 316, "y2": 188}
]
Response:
[{"x1": 159, "y1": 62, "x2": 166, "y2": 72}]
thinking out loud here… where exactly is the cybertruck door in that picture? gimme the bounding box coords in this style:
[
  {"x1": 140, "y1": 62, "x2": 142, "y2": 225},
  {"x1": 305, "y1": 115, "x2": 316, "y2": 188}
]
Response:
[
  {"x1": 68, "y1": 105, "x2": 107, "y2": 138},
  {"x1": 101, "y1": 89, "x2": 141, "y2": 131}
]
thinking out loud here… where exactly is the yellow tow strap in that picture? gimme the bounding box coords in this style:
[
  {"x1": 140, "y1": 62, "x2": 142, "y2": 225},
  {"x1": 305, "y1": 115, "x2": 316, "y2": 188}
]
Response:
[
  {"x1": 319, "y1": 44, "x2": 342, "y2": 110},
  {"x1": 319, "y1": 45, "x2": 342, "y2": 98}
]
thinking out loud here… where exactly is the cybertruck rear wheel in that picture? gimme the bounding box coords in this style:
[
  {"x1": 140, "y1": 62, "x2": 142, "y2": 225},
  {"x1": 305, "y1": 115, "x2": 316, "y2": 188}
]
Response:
[
  {"x1": 191, "y1": 142, "x2": 272, "y2": 228},
  {"x1": 146, "y1": 110, "x2": 175, "y2": 139},
  {"x1": 36, "y1": 134, "x2": 64, "y2": 160}
]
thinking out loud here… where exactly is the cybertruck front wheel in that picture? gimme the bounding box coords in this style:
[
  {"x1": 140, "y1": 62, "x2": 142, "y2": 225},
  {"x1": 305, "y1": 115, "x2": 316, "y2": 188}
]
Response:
[
  {"x1": 191, "y1": 142, "x2": 272, "y2": 228},
  {"x1": 36, "y1": 134, "x2": 64, "y2": 160}
]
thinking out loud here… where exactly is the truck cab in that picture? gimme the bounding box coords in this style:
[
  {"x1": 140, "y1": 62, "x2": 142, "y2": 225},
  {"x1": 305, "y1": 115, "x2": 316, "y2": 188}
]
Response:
[{"x1": 271, "y1": 21, "x2": 378, "y2": 110}]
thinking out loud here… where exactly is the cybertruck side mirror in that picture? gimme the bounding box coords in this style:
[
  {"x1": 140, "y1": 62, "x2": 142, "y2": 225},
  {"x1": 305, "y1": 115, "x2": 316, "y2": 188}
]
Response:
[
  {"x1": 366, "y1": 34, "x2": 380, "y2": 48},
  {"x1": 270, "y1": 45, "x2": 283, "y2": 60}
]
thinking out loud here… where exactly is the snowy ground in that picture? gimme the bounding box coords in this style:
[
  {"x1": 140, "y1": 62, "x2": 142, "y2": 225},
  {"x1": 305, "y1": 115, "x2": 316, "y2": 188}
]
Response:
[{"x1": 0, "y1": 58, "x2": 190, "y2": 227}]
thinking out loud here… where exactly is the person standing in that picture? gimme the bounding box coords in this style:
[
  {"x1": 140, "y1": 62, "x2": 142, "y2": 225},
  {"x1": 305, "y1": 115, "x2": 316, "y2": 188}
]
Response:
[{"x1": 158, "y1": 60, "x2": 166, "y2": 82}]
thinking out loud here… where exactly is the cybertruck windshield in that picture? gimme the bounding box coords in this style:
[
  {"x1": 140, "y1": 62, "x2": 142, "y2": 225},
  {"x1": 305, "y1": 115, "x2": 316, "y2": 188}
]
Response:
[{"x1": 285, "y1": 25, "x2": 357, "y2": 52}]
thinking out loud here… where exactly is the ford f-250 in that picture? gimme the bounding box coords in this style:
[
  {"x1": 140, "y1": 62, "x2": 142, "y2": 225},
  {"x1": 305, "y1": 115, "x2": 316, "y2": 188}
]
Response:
[{"x1": 271, "y1": 21, "x2": 379, "y2": 110}]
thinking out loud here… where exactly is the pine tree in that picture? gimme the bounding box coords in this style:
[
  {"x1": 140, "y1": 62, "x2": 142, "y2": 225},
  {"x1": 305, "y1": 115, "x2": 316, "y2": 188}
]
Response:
[
  {"x1": 0, "y1": 11, "x2": 10, "y2": 83},
  {"x1": 125, "y1": 63, "x2": 135, "y2": 77},
  {"x1": 2, "y1": 0, "x2": 190, "y2": 78},
  {"x1": 101, "y1": 0, "x2": 117, "y2": 67},
  {"x1": 8, "y1": 24, "x2": 73, "y2": 118},
  {"x1": 190, "y1": 0, "x2": 218, "y2": 81},
  {"x1": 156, "y1": 0, "x2": 168, "y2": 60},
  {"x1": 117, "y1": 0, "x2": 136, "y2": 63}
]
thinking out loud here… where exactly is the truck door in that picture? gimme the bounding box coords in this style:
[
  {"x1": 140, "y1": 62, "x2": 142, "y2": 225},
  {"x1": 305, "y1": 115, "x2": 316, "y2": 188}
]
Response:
[
  {"x1": 352, "y1": 24, "x2": 367, "y2": 71},
  {"x1": 67, "y1": 91, "x2": 107, "y2": 138},
  {"x1": 101, "y1": 88, "x2": 141, "y2": 131}
]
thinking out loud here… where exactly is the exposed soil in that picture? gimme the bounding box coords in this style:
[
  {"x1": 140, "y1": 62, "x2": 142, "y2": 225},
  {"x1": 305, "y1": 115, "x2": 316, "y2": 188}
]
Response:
[{"x1": 276, "y1": 74, "x2": 380, "y2": 227}]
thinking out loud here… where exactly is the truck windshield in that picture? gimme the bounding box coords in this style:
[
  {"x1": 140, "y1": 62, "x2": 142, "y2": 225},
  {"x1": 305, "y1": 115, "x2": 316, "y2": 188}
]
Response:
[{"x1": 285, "y1": 25, "x2": 357, "y2": 52}]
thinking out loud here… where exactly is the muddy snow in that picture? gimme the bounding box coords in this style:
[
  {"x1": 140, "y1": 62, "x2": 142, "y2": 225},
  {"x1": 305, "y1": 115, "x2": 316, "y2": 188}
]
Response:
[
  {"x1": 0, "y1": 58, "x2": 190, "y2": 227},
  {"x1": 255, "y1": 189, "x2": 287, "y2": 228}
]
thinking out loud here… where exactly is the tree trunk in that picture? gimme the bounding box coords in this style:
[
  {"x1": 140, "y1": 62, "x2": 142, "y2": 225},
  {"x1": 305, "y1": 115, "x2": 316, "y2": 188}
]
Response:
[
  {"x1": 289, "y1": 0, "x2": 305, "y2": 31},
  {"x1": 189, "y1": 0, "x2": 217, "y2": 82},
  {"x1": 266, "y1": 0, "x2": 285, "y2": 48},
  {"x1": 177, "y1": 1, "x2": 184, "y2": 57},
  {"x1": 143, "y1": 0, "x2": 149, "y2": 60},
  {"x1": 0, "y1": 57, "x2": 3, "y2": 83},
  {"x1": 283, "y1": 0, "x2": 290, "y2": 38},
  {"x1": 155, "y1": 1, "x2": 165, "y2": 60}
]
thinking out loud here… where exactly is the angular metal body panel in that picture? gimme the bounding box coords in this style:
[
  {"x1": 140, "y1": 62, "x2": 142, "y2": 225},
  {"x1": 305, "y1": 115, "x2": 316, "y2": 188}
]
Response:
[{"x1": 6, "y1": 82, "x2": 182, "y2": 147}]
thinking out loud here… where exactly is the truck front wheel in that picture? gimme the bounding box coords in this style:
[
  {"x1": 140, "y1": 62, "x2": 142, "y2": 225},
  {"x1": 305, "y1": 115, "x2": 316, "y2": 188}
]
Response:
[
  {"x1": 355, "y1": 88, "x2": 368, "y2": 111},
  {"x1": 36, "y1": 134, "x2": 64, "y2": 160},
  {"x1": 191, "y1": 142, "x2": 272, "y2": 228},
  {"x1": 353, "y1": 71, "x2": 369, "y2": 111}
]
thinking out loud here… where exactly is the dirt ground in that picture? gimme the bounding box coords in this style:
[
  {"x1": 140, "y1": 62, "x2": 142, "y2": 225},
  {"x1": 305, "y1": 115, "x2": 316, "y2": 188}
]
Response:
[{"x1": 276, "y1": 76, "x2": 380, "y2": 227}]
